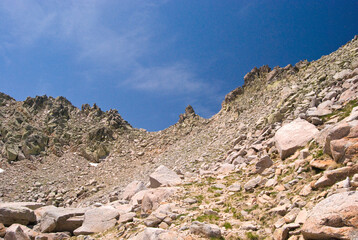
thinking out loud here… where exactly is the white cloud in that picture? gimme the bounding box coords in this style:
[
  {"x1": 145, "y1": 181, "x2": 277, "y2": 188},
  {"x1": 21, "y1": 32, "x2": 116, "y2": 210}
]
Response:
[
  {"x1": 0, "y1": 0, "x2": 217, "y2": 95},
  {"x1": 124, "y1": 63, "x2": 207, "y2": 93}
]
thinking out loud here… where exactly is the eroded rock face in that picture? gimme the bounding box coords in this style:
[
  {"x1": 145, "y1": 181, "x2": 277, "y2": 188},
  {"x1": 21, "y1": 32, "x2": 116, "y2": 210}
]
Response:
[
  {"x1": 149, "y1": 165, "x2": 182, "y2": 188},
  {"x1": 302, "y1": 191, "x2": 358, "y2": 239},
  {"x1": 274, "y1": 119, "x2": 319, "y2": 159}
]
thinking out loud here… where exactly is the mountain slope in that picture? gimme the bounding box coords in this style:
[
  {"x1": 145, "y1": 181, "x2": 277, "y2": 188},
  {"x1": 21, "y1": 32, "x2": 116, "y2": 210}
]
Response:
[{"x1": 0, "y1": 36, "x2": 357, "y2": 240}]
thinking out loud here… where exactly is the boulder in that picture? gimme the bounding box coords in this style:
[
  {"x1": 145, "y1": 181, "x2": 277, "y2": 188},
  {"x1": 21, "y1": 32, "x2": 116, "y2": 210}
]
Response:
[
  {"x1": 0, "y1": 223, "x2": 5, "y2": 238},
  {"x1": 149, "y1": 165, "x2": 182, "y2": 188},
  {"x1": 121, "y1": 180, "x2": 147, "y2": 200},
  {"x1": 323, "y1": 122, "x2": 351, "y2": 155},
  {"x1": 129, "y1": 227, "x2": 182, "y2": 240},
  {"x1": 333, "y1": 69, "x2": 353, "y2": 80},
  {"x1": 4, "y1": 224, "x2": 30, "y2": 240},
  {"x1": 274, "y1": 119, "x2": 319, "y2": 159},
  {"x1": 216, "y1": 163, "x2": 235, "y2": 174},
  {"x1": 118, "y1": 212, "x2": 136, "y2": 224},
  {"x1": 314, "y1": 165, "x2": 358, "y2": 189},
  {"x1": 255, "y1": 155, "x2": 273, "y2": 173},
  {"x1": 228, "y1": 182, "x2": 241, "y2": 192},
  {"x1": 3, "y1": 224, "x2": 67, "y2": 240},
  {"x1": 302, "y1": 191, "x2": 358, "y2": 239},
  {"x1": 244, "y1": 176, "x2": 262, "y2": 191},
  {"x1": 0, "y1": 206, "x2": 36, "y2": 226},
  {"x1": 74, "y1": 207, "x2": 119, "y2": 236},
  {"x1": 37, "y1": 207, "x2": 86, "y2": 233},
  {"x1": 0, "y1": 202, "x2": 45, "y2": 211},
  {"x1": 141, "y1": 188, "x2": 179, "y2": 214},
  {"x1": 190, "y1": 221, "x2": 221, "y2": 238}
]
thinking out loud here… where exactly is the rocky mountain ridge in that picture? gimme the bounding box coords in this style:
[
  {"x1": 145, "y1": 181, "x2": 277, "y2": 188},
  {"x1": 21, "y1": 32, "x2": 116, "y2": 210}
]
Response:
[{"x1": 0, "y1": 35, "x2": 358, "y2": 239}]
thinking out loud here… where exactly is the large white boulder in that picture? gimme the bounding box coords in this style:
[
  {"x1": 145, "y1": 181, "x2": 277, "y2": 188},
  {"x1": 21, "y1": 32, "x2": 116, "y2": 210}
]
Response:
[
  {"x1": 37, "y1": 207, "x2": 87, "y2": 233},
  {"x1": 0, "y1": 205, "x2": 36, "y2": 226},
  {"x1": 74, "y1": 207, "x2": 119, "y2": 236},
  {"x1": 274, "y1": 119, "x2": 319, "y2": 159},
  {"x1": 129, "y1": 227, "x2": 183, "y2": 240},
  {"x1": 121, "y1": 180, "x2": 147, "y2": 200},
  {"x1": 149, "y1": 165, "x2": 182, "y2": 188},
  {"x1": 302, "y1": 191, "x2": 358, "y2": 239}
]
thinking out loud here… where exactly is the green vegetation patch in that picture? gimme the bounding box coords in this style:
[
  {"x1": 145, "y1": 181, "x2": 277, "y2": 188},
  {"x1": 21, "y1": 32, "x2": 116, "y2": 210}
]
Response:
[
  {"x1": 246, "y1": 231, "x2": 260, "y2": 240},
  {"x1": 195, "y1": 214, "x2": 220, "y2": 223},
  {"x1": 321, "y1": 99, "x2": 358, "y2": 122},
  {"x1": 223, "y1": 222, "x2": 233, "y2": 229},
  {"x1": 195, "y1": 194, "x2": 204, "y2": 204}
]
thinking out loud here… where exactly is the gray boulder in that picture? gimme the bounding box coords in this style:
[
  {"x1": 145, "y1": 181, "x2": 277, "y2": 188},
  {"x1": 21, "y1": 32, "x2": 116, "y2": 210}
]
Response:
[
  {"x1": 0, "y1": 206, "x2": 36, "y2": 226},
  {"x1": 244, "y1": 176, "x2": 262, "y2": 191},
  {"x1": 129, "y1": 227, "x2": 182, "y2": 240},
  {"x1": 0, "y1": 202, "x2": 45, "y2": 211},
  {"x1": 37, "y1": 207, "x2": 86, "y2": 233},
  {"x1": 149, "y1": 165, "x2": 182, "y2": 188},
  {"x1": 121, "y1": 180, "x2": 146, "y2": 200},
  {"x1": 4, "y1": 224, "x2": 30, "y2": 240},
  {"x1": 74, "y1": 207, "x2": 119, "y2": 236},
  {"x1": 190, "y1": 221, "x2": 221, "y2": 238},
  {"x1": 255, "y1": 155, "x2": 273, "y2": 173}
]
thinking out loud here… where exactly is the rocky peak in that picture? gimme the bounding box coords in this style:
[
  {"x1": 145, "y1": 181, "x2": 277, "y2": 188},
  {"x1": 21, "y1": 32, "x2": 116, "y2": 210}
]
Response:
[
  {"x1": 0, "y1": 92, "x2": 14, "y2": 106},
  {"x1": 178, "y1": 105, "x2": 196, "y2": 123},
  {"x1": 243, "y1": 65, "x2": 271, "y2": 86}
]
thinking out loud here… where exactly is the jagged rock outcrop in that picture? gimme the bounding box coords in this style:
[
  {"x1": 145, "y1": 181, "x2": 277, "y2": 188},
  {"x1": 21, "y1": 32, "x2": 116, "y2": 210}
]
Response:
[{"x1": 178, "y1": 105, "x2": 197, "y2": 123}]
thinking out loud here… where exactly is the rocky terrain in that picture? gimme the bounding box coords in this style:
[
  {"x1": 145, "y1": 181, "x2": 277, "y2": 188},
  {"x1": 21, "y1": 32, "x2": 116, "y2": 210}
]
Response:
[{"x1": 0, "y1": 35, "x2": 358, "y2": 240}]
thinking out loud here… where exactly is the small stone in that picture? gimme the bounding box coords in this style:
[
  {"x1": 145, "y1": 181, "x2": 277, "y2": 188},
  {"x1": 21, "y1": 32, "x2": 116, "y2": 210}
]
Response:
[
  {"x1": 255, "y1": 155, "x2": 273, "y2": 174},
  {"x1": 228, "y1": 183, "x2": 241, "y2": 192},
  {"x1": 244, "y1": 176, "x2": 262, "y2": 191},
  {"x1": 299, "y1": 149, "x2": 309, "y2": 159},
  {"x1": 184, "y1": 198, "x2": 197, "y2": 204},
  {"x1": 299, "y1": 184, "x2": 312, "y2": 196},
  {"x1": 283, "y1": 208, "x2": 300, "y2": 223},
  {"x1": 118, "y1": 212, "x2": 136, "y2": 224},
  {"x1": 273, "y1": 227, "x2": 289, "y2": 240},
  {"x1": 294, "y1": 209, "x2": 308, "y2": 225},
  {"x1": 212, "y1": 183, "x2": 225, "y2": 189}
]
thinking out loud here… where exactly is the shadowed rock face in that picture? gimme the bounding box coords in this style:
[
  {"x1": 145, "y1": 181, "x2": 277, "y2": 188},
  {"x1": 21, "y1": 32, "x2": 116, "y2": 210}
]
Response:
[{"x1": 0, "y1": 94, "x2": 131, "y2": 163}]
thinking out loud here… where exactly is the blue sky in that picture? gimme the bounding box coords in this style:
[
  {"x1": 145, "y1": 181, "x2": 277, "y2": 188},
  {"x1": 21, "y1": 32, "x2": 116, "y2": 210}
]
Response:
[{"x1": 0, "y1": 1, "x2": 357, "y2": 131}]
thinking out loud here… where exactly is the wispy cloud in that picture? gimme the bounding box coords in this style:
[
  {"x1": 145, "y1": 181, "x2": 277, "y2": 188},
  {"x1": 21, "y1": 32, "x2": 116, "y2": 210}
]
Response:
[
  {"x1": 0, "y1": 0, "x2": 217, "y2": 95},
  {"x1": 124, "y1": 63, "x2": 208, "y2": 93}
]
